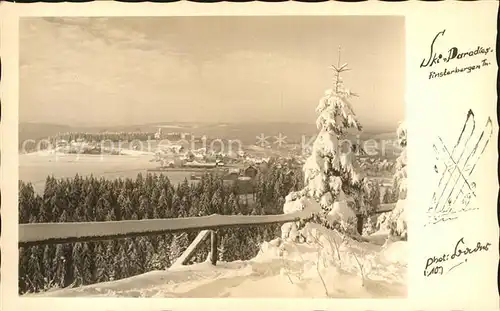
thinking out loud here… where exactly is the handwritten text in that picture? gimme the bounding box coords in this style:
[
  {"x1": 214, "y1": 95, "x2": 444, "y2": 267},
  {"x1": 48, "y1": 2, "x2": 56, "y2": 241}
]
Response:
[
  {"x1": 424, "y1": 237, "x2": 491, "y2": 277},
  {"x1": 420, "y1": 29, "x2": 494, "y2": 79}
]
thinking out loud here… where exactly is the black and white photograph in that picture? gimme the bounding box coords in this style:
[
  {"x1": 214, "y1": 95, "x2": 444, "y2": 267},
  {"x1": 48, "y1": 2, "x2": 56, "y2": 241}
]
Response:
[{"x1": 17, "y1": 16, "x2": 407, "y2": 298}]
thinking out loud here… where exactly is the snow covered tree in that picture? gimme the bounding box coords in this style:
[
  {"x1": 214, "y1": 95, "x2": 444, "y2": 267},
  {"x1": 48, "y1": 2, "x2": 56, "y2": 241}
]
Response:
[
  {"x1": 169, "y1": 232, "x2": 189, "y2": 262},
  {"x1": 27, "y1": 246, "x2": 44, "y2": 292},
  {"x1": 282, "y1": 49, "x2": 365, "y2": 238},
  {"x1": 71, "y1": 243, "x2": 84, "y2": 286},
  {"x1": 376, "y1": 121, "x2": 407, "y2": 239},
  {"x1": 386, "y1": 121, "x2": 407, "y2": 239},
  {"x1": 81, "y1": 243, "x2": 94, "y2": 285},
  {"x1": 52, "y1": 244, "x2": 66, "y2": 288},
  {"x1": 156, "y1": 189, "x2": 169, "y2": 219},
  {"x1": 95, "y1": 197, "x2": 110, "y2": 222},
  {"x1": 42, "y1": 245, "x2": 56, "y2": 288},
  {"x1": 150, "y1": 187, "x2": 160, "y2": 211},
  {"x1": 94, "y1": 243, "x2": 108, "y2": 283},
  {"x1": 393, "y1": 121, "x2": 407, "y2": 200},
  {"x1": 362, "y1": 215, "x2": 378, "y2": 236},
  {"x1": 224, "y1": 193, "x2": 238, "y2": 215},
  {"x1": 217, "y1": 234, "x2": 239, "y2": 262},
  {"x1": 115, "y1": 243, "x2": 130, "y2": 280},
  {"x1": 360, "y1": 180, "x2": 380, "y2": 216},
  {"x1": 382, "y1": 187, "x2": 395, "y2": 204},
  {"x1": 105, "y1": 242, "x2": 118, "y2": 281},
  {"x1": 146, "y1": 239, "x2": 170, "y2": 271},
  {"x1": 19, "y1": 182, "x2": 36, "y2": 223},
  {"x1": 210, "y1": 189, "x2": 224, "y2": 215},
  {"x1": 218, "y1": 239, "x2": 227, "y2": 262},
  {"x1": 139, "y1": 195, "x2": 152, "y2": 219}
]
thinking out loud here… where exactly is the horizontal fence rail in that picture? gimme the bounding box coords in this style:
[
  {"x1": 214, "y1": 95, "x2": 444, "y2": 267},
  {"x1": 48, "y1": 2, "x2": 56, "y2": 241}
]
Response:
[
  {"x1": 18, "y1": 211, "x2": 311, "y2": 247},
  {"x1": 18, "y1": 203, "x2": 396, "y2": 248},
  {"x1": 18, "y1": 203, "x2": 396, "y2": 269}
]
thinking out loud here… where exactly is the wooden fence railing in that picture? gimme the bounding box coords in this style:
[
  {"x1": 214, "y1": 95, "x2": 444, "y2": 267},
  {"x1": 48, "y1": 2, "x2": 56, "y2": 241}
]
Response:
[
  {"x1": 18, "y1": 203, "x2": 396, "y2": 267},
  {"x1": 18, "y1": 211, "x2": 312, "y2": 266}
]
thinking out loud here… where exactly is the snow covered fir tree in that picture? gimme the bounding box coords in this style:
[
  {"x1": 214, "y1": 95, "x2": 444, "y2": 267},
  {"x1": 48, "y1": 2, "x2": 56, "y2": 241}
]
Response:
[
  {"x1": 262, "y1": 52, "x2": 408, "y2": 298},
  {"x1": 377, "y1": 121, "x2": 407, "y2": 239},
  {"x1": 281, "y1": 50, "x2": 366, "y2": 240}
]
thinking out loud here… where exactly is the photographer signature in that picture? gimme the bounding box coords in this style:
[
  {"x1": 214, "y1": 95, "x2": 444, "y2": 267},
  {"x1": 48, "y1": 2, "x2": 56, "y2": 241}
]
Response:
[{"x1": 423, "y1": 237, "x2": 491, "y2": 277}]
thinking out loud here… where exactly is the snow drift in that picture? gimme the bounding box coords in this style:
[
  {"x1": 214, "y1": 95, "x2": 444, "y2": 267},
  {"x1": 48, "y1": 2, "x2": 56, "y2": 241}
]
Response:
[{"x1": 29, "y1": 225, "x2": 406, "y2": 298}]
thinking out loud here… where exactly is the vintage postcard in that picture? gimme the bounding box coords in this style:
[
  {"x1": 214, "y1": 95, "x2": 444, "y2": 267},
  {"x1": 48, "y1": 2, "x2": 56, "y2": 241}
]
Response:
[{"x1": 0, "y1": 1, "x2": 498, "y2": 311}]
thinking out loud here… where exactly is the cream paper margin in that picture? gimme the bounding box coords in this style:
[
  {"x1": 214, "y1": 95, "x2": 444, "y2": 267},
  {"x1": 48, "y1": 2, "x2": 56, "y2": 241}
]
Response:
[{"x1": 0, "y1": 1, "x2": 498, "y2": 310}]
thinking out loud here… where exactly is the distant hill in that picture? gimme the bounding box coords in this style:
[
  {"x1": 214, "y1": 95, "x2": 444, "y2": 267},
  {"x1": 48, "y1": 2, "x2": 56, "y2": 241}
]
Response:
[
  {"x1": 19, "y1": 122, "x2": 73, "y2": 144},
  {"x1": 18, "y1": 122, "x2": 158, "y2": 143},
  {"x1": 148, "y1": 122, "x2": 395, "y2": 145},
  {"x1": 19, "y1": 121, "x2": 397, "y2": 148}
]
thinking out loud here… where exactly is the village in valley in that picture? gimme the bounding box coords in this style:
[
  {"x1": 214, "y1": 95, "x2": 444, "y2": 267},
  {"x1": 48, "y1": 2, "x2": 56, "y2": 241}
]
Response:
[{"x1": 24, "y1": 124, "x2": 400, "y2": 209}]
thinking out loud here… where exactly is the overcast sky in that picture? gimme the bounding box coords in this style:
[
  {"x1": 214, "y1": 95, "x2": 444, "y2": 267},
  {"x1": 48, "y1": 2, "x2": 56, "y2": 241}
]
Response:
[{"x1": 20, "y1": 16, "x2": 405, "y2": 132}]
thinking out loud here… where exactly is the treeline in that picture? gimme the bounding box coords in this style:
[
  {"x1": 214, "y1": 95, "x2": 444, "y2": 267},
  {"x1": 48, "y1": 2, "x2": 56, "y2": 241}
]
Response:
[
  {"x1": 20, "y1": 131, "x2": 157, "y2": 153},
  {"x1": 360, "y1": 159, "x2": 395, "y2": 178},
  {"x1": 18, "y1": 165, "x2": 303, "y2": 294},
  {"x1": 62, "y1": 147, "x2": 121, "y2": 155},
  {"x1": 49, "y1": 131, "x2": 157, "y2": 144}
]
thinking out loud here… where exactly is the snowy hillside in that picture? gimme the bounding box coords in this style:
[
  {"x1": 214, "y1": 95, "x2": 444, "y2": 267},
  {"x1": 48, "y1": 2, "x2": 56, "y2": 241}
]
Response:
[{"x1": 30, "y1": 226, "x2": 406, "y2": 298}]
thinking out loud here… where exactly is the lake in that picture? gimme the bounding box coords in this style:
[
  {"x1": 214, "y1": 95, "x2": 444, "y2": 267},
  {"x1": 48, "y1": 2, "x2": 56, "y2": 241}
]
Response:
[{"x1": 19, "y1": 153, "x2": 195, "y2": 194}]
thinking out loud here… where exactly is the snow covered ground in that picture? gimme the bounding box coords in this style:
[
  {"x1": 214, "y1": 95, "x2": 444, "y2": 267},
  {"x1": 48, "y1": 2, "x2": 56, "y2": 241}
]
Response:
[
  {"x1": 30, "y1": 226, "x2": 406, "y2": 298},
  {"x1": 118, "y1": 149, "x2": 156, "y2": 156}
]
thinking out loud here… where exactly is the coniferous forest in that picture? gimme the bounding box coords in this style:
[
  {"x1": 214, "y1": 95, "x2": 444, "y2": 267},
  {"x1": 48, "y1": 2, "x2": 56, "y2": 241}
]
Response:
[{"x1": 18, "y1": 163, "x2": 303, "y2": 294}]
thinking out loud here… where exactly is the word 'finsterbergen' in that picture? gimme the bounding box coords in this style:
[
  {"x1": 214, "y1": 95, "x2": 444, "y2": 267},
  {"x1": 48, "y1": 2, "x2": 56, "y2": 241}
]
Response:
[{"x1": 428, "y1": 59, "x2": 490, "y2": 80}]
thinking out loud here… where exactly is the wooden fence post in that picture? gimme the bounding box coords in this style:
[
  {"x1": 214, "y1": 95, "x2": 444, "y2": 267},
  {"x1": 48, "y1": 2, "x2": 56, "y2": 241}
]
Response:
[
  {"x1": 171, "y1": 230, "x2": 211, "y2": 268},
  {"x1": 210, "y1": 230, "x2": 218, "y2": 266}
]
